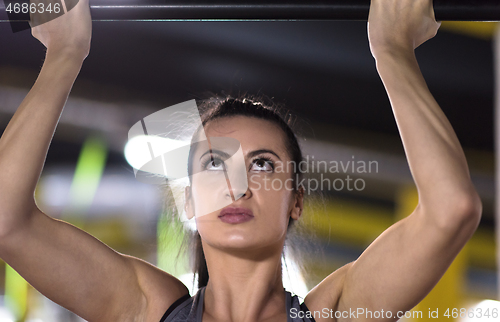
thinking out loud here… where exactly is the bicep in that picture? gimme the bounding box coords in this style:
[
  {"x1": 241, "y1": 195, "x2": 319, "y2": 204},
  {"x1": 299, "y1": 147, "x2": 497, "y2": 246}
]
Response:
[
  {"x1": 0, "y1": 207, "x2": 146, "y2": 321},
  {"x1": 337, "y1": 207, "x2": 477, "y2": 319}
]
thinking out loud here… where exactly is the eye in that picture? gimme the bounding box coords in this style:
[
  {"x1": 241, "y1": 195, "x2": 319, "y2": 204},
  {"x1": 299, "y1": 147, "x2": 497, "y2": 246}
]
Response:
[
  {"x1": 203, "y1": 157, "x2": 225, "y2": 171},
  {"x1": 250, "y1": 157, "x2": 274, "y2": 173}
]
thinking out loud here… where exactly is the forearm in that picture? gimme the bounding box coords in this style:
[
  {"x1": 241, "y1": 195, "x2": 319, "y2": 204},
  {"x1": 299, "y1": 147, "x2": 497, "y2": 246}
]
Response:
[
  {"x1": 0, "y1": 52, "x2": 83, "y2": 224},
  {"x1": 375, "y1": 50, "x2": 481, "y2": 221}
]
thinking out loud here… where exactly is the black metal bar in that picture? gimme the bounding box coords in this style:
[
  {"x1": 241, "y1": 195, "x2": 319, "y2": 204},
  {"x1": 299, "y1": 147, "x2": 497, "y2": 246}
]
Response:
[
  {"x1": 1, "y1": 0, "x2": 499, "y2": 22},
  {"x1": 88, "y1": 0, "x2": 500, "y2": 21}
]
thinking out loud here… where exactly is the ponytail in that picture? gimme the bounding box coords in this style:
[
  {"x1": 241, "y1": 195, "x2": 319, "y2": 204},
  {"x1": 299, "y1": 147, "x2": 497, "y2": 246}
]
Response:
[{"x1": 192, "y1": 231, "x2": 209, "y2": 288}]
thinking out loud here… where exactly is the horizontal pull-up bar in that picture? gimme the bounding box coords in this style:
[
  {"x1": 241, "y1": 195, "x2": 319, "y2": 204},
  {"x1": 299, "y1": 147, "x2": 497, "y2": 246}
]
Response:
[
  {"x1": 1, "y1": 0, "x2": 499, "y2": 24},
  {"x1": 87, "y1": 0, "x2": 500, "y2": 21}
]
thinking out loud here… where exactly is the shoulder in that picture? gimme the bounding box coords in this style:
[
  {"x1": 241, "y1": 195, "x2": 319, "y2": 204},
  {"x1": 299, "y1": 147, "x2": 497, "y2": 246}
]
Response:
[
  {"x1": 123, "y1": 254, "x2": 190, "y2": 322},
  {"x1": 303, "y1": 262, "x2": 353, "y2": 316}
]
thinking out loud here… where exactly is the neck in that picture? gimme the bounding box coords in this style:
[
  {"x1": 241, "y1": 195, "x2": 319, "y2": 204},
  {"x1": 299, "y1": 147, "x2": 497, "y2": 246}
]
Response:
[{"x1": 202, "y1": 241, "x2": 287, "y2": 322}]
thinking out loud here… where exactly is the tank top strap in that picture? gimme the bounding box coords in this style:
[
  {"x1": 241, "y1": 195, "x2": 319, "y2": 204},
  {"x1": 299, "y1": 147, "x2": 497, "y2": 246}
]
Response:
[
  {"x1": 163, "y1": 286, "x2": 314, "y2": 322},
  {"x1": 286, "y1": 289, "x2": 317, "y2": 322},
  {"x1": 285, "y1": 289, "x2": 293, "y2": 322},
  {"x1": 194, "y1": 286, "x2": 207, "y2": 322},
  {"x1": 161, "y1": 287, "x2": 205, "y2": 322}
]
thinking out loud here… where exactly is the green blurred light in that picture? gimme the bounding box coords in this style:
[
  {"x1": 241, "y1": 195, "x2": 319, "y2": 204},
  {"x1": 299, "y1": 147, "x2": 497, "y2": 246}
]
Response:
[
  {"x1": 64, "y1": 136, "x2": 108, "y2": 219},
  {"x1": 157, "y1": 188, "x2": 187, "y2": 277},
  {"x1": 4, "y1": 264, "x2": 27, "y2": 321}
]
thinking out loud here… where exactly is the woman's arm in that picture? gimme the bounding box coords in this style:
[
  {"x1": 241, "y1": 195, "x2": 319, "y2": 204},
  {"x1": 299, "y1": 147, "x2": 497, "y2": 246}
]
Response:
[
  {"x1": 0, "y1": 2, "x2": 187, "y2": 321},
  {"x1": 306, "y1": 0, "x2": 482, "y2": 320}
]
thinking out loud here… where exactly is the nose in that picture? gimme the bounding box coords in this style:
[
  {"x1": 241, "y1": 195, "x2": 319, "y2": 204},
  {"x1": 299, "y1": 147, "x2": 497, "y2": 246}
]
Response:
[
  {"x1": 227, "y1": 186, "x2": 251, "y2": 201},
  {"x1": 224, "y1": 166, "x2": 249, "y2": 201}
]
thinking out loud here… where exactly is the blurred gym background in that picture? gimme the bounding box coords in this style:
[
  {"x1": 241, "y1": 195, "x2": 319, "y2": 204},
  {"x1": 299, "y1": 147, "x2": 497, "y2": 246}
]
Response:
[{"x1": 0, "y1": 12, "x2": 499, "y2": 322}]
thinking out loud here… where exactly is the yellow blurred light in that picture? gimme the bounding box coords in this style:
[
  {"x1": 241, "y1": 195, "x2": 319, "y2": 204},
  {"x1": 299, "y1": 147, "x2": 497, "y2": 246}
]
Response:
[{"x1": 440, "y1": 22, "x2": 498, "y2": 40}]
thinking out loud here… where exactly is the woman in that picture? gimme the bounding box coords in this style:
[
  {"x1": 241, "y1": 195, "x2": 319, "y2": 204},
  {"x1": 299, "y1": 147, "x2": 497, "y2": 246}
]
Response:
[{"x1": 0, "y1": 0, "x2": 482, "y2": 321}]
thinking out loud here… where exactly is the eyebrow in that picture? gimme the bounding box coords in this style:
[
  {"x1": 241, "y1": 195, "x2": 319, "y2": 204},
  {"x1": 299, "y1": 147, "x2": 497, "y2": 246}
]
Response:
[
  {"x1": 199, "y1": 149, "x2": 231, "y2": 160},
  {"x1": 199, "y1": 149, "x2": 282, "y2": 161},
  {"x1": 247, "y1": 149, "x2": 282, "y2": 161}
]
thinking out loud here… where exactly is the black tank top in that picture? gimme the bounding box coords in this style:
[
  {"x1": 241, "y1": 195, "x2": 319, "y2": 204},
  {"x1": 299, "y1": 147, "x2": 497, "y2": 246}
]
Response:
[{"x1": 160, "y1": 287, "x2": 317, "y2": 322}]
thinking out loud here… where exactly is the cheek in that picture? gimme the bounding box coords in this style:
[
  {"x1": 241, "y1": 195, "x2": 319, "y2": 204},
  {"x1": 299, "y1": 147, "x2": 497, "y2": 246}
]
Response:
[
  {"x1": 250, "y1": 172, "x2": 294, "y2": 224},
  {"x1": 190, "y1": 171, "x2": 235, "y2": 218},
  {"x1": 249, "y1": 170, "x2": 295, "y2": 194}
]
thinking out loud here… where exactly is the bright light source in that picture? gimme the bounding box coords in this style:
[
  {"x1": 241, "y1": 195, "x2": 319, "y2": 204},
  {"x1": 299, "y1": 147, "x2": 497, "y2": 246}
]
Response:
[
  {"x1": 178, "y1": 272, "x2": 198, "y2": 295},
  {"x1": 461, "y1": 299, "x2": 500, "y2": 321},
  {"x1": 124, "y1": 135, "x2": 189, "y2": 172},
  {"x1": 282, "y1": 253, "x2": 309, "y2": 299},
  {"x1": 0, "y1": 307, "x2": 15, "y2": 322}
]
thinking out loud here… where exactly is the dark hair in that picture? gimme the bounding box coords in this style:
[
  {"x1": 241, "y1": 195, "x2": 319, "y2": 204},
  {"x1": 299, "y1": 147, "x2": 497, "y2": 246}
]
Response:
[{"x1": 185, "y1": 94, "x2": 305, "y2": 289}]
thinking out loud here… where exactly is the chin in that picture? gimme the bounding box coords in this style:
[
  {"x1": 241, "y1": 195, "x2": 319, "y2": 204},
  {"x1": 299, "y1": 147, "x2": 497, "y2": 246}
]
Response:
[
  {"x1": 209, "y1": 231, "x2": 258, "y2": 248},
  {"x1": 205, "y1": 230, "x2": 283, "y2": 253},
  {"x1": 198, "y1": 220, "x2": 286, "y2": 251}
]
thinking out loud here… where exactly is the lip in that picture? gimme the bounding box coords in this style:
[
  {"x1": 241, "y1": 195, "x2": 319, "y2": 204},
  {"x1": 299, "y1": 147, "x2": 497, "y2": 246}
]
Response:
[{"x1": 218, "y1": 207, "x2": 254, "y2": 224}]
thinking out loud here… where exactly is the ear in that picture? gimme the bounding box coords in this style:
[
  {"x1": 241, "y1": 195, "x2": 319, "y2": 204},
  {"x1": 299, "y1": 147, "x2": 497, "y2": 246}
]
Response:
[
  {"x1": 290, "y1": 186, "x2": 304, "y2": 221},
  {"x1": 184, "y1": 186, "x2": 195, "y2": 220}
]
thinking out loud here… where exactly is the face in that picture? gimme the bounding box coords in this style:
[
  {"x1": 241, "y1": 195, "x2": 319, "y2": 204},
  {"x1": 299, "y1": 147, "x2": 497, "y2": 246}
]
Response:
[{"x1": 185, "y1": 115, "x2": 303, "y2": 253}]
